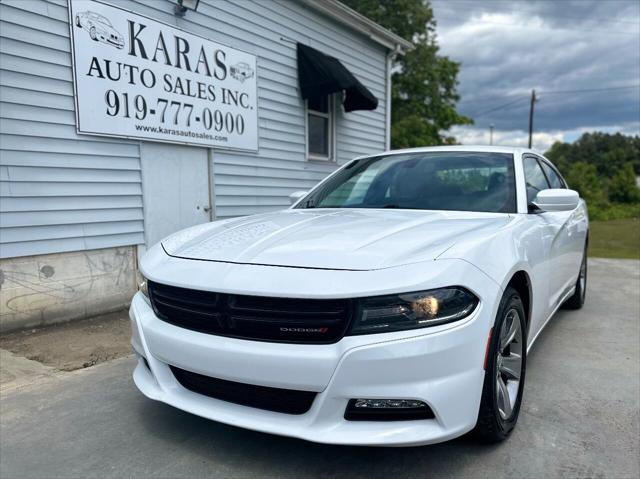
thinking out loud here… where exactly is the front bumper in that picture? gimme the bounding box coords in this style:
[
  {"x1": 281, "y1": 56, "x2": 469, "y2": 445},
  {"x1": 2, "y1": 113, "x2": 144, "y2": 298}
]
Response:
[
  {"x1": 130, "y1": 262, "x2": 499, "y2": 446},
  {"x1": 100, "y1": 35, "x2": 124, "y2": 48}
]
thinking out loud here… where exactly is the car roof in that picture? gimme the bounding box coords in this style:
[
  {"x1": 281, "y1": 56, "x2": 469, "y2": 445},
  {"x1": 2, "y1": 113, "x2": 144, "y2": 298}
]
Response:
[{"x1": 355, "y1": 145, "x2": 545, "y2": 159}]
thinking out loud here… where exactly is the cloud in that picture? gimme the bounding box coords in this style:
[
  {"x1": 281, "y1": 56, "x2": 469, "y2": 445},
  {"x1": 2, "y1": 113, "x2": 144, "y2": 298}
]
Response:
[
  {"x1": 448, "y1": 126, "x2": 564, "y2": 152},
  {"x1": 449, "y1": 122, "x2": 640, "y2": 153},
  {"x1": 430, "y1": 0, "x2": 640, "y2": 145}
]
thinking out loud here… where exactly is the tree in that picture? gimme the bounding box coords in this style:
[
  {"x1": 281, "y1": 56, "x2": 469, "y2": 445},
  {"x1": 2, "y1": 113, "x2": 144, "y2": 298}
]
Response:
[
  {"x1": 545, "y1": 132, "x2": 640, "y2": 214},
  {"x1": 564, "y1": 162, "x2": 608, "y2": 206},
  {"x1": 609, "y1": 163, "x2": 640, "y2": 204},
  {"x1": 341, "y1": 0, "x2": 471, "y2": 148},
  {"x1": 545, "y1": 132, "x2": 640, "y2": 178}
]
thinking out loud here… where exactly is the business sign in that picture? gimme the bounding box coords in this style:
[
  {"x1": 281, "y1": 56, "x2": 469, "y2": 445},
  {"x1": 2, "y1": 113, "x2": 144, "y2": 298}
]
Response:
[{"x1": 68, "y1": 0, "x2": 258, "y2": 150}]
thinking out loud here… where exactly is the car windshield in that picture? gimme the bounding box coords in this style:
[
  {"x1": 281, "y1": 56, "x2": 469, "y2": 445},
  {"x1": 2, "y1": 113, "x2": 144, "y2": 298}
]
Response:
[
  {"x1": 96, "y1": 15, "x2": 112, "y2": 26},
  {"x1": 296, "y1": 152, "x2": 516, "y2": 213}
]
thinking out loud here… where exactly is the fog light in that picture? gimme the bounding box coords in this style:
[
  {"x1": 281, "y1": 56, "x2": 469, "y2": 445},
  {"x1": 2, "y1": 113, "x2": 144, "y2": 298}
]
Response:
[
  {"x1": 354, "y1": 399, "x2": 426, "y2": 409},
  {"x1": 345, "y1": 398, "x2": 434, "y2": 421}
]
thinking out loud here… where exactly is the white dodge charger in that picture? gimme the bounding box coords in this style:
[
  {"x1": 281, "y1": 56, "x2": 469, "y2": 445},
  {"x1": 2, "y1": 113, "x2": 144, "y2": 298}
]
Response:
[{"x1": 130, "y1": 146, "x2": 589, "y2": 446}]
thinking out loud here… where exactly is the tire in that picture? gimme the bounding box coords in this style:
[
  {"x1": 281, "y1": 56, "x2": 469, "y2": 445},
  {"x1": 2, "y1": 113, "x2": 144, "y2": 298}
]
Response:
[
  {"x1": 563, "y1": 245, "x2": 587, "y2": 310},
  {"x1": 90, "y1": 26, "x2": 97, "y2": 41},
  {"x1": 473, "y1": 286, "x2": 527, "y2": 443},
  {"x1": 75, "y1": 16, "x2": 80, "y2": 27}
]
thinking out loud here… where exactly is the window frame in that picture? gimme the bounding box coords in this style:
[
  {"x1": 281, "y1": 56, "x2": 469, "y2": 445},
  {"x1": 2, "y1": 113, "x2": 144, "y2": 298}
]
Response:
[
  {"x1": 537, "y1": 156, "x2": 568, "y2": 189},
  {"x1": 305, "y1": 95, "x2": 337, "y2": 162},
  {"x1": 522, "y1": 154, "x2": 552, "y2": 207}
]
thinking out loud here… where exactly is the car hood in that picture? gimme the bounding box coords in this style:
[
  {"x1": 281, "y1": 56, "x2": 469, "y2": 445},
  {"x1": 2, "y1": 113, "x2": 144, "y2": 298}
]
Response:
[{"x1": 161, "y1": 209, "x2": 512, "y2": 271}]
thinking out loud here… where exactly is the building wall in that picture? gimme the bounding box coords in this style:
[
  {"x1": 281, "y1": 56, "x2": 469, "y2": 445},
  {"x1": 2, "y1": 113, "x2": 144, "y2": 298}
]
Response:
[
  {"x1": 200, "y1": 0, "x2": 389, "y2": 219},
  {"x1": 0, "y1": 0, "x2": 146, "y2": 259},
  {"x1": 1, "y1": 0, "x2": 389, "y2": 247},
  {"x1": 0, "y1": 0, "x2": 390, "y2": 329}
]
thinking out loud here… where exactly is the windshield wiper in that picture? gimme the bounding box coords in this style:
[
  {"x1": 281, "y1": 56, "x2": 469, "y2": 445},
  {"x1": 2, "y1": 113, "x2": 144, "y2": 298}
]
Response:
[{"x1": 382, "y1": 204, "x2": 402, "y2": 209}]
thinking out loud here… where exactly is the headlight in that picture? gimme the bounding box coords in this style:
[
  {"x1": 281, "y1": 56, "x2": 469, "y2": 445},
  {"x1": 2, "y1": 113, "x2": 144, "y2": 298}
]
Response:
[
  {"x1": 348, "y1": 287, "x2": 478, "y2": 335},
  {"x1": 138, "y1": 275, "x2": 150, "y2": 303}
]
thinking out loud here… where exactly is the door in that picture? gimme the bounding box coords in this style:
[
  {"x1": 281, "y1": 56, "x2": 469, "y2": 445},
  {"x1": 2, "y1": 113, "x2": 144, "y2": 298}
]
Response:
[
  {"x1": 538, "y1": 158, "x2": 586, "y2": 286},
  {"x1": 523, "y1": 155, "x2": 577, "y2": 318},
  {"x1": 140, "y1": 143, "x2": 213, "y2": 248}
]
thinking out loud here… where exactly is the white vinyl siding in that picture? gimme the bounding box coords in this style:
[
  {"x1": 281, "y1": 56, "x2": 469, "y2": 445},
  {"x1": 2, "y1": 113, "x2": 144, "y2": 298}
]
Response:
[
  {"x1": 143, "y1": 0, "x2": 389, "y2": 219},
  {"x1": 0, "y1": 0, "x2": 144, "y2": 258},
  {"x1": 0, "y1": 0, "x2": 389, "y2": 257}
]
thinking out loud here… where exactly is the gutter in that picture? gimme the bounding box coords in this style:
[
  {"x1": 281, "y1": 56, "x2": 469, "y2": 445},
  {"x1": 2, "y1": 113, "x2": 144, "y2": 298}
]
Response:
[{"x1": 300, "y1": 0, "x2": 414, "y2": 53}]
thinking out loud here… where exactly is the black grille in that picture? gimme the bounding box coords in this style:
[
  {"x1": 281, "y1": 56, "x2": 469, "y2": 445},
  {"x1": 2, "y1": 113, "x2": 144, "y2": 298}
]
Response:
[
  {"x1": 148, "y1": 281, "x2": 352, "y2": 344},
  {"x1": 170, "y1": 366, "x2": 317, "y2": 415}
]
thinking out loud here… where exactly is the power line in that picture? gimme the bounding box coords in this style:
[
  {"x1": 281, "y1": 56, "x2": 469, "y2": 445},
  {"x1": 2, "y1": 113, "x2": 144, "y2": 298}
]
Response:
[
  {"x1": 465, "y1": 83, "x2": 640, "y2": 116},
  {"x1": 471, "y1": 97, "x2": 532, "y2": 118},
  {"x1": 540, "y1": 84, "x2": 640, "y2": 95},
  {"x1": 460, "y1": 82, "x2": 640, "y2": 105}
]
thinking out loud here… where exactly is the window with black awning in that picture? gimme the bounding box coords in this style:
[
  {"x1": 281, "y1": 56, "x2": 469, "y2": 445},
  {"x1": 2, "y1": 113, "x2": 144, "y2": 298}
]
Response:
[{"x1": 296, "y1": 43, "x2": 378, "y2": 112}]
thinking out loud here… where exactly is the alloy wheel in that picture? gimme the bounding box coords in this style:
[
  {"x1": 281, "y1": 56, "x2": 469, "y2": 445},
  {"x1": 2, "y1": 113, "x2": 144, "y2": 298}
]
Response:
[{"x1": 496, "y1": 308, "x2": 523, "y2": 420}]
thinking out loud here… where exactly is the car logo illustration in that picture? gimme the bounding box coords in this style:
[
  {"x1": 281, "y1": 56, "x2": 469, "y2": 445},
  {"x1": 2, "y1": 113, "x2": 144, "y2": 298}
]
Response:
[
  {"x1": 230, "y1": 62, "x2": 255, "y2": 82},
  {"x1": 75, "y1": 11, "x2": 125, "y2": 50}
]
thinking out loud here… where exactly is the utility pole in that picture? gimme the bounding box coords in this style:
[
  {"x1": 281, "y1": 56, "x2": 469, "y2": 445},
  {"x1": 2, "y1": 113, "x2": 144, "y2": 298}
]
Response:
[
  {"x1": 528, "y1": 89, "x2": 537, "y2": 149},
  {"x1": 489, "y1": 124, "x2": 494, "y2": 146}
]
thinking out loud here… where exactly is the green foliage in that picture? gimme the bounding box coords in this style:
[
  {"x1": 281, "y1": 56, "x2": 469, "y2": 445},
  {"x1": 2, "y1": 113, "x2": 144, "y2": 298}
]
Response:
[
  {"x1": 545, "y1": 132, "x2": 640, "y2": 220},
  {"x1": 564, "y1": 162, "x2": 608, "y2": 206},
  {"x1": 588, "y1": 203, "x2": 640, "y2": 222},
  {"x1": 609, "y1": 163, "x2": 640, "y2": 203},
  {"x1": 546, "y1": 132, "x2": 640, "y2": 178},
  {"x1": 341, "y1": 0, "x2": 471, "y2": 148}
]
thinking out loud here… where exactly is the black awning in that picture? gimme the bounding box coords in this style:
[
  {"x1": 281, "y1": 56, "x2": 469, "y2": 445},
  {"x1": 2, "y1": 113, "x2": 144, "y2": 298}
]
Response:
[{"x1": 297, "y1": 43, "x2": 378, "y2": 112}]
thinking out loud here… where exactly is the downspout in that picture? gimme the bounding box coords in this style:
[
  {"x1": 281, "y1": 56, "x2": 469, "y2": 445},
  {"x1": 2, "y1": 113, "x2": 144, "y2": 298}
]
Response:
[{"x1": 385, "y1": 45, "x2": 401, "y2": 150}]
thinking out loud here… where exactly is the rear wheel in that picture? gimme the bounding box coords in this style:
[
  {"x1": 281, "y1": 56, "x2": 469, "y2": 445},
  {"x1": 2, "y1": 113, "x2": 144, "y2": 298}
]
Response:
[
  {"x1": 473, "y1": 287, "x2": 527, "y2": 442},
  {"x1": 563, "y1": 246, "x2": 587, "y2": 310}
]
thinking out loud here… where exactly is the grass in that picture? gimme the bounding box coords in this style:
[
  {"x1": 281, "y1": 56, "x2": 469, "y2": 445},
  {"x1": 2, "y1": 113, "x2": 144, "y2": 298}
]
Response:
[{"x1": 589, "y1": 217, "x2": 640, "y2": 259}]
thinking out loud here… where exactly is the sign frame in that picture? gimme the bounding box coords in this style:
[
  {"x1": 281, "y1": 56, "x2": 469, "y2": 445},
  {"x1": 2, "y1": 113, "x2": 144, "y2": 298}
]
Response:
[{"x1": 67, "y1": 0, "x2": 259, "y2": 152}]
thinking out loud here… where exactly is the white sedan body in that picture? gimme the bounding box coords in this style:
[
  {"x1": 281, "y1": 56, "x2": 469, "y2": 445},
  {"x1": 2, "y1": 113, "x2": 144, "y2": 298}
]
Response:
[{"x1": 130, "y1": 146, "x2": 588, "y2": 446}]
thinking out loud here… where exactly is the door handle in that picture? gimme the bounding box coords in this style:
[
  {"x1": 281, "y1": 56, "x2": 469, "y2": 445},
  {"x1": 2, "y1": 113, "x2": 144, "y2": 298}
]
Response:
[{"x1": 203, "y1": 206, "x2": 212, "y2": 213}]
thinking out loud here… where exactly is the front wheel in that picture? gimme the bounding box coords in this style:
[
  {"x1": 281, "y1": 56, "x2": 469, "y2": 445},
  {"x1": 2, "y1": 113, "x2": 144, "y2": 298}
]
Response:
[
  {"x1": 473, "y1": 286, "x2": 527, "y2": 442},
  {"x1": 90, "y1": 26, "x2": 97, "y2": 40}
]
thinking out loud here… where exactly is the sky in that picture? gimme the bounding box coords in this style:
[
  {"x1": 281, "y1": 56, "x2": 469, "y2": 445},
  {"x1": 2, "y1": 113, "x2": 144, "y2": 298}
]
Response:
[{"x1": 430, "y1": 0, "x2": 640, "y2": 151}]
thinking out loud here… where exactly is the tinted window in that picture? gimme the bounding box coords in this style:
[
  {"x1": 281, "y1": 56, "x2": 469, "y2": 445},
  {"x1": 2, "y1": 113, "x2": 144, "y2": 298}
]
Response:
[
  {"x1": 307, "y1": 96, "x2": 333, "y2": 160},
  {"x1": 540, "y1": 161, "x2": 564, "y2": 188},
  {"x1": 297, "y1": 152, "x2": 516, "y2": 213},
  {"x1": 523, "y1": 157, "x2": 550, "y2": 203}
]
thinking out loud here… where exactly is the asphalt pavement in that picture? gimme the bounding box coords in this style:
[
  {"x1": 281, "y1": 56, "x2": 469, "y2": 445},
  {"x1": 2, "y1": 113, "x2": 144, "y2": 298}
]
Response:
[{"x1": 1, "y1": 258, "x2": 638, "y2": 479}]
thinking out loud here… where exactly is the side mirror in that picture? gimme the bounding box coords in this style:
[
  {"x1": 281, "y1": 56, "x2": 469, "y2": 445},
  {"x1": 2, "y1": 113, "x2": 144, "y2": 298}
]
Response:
[
  {"x1": 532, "y1": 189, "x2": 580, "y2": 212},
  {"x1": 288, "y1": 190, "x2": 308, "y2": 205}
]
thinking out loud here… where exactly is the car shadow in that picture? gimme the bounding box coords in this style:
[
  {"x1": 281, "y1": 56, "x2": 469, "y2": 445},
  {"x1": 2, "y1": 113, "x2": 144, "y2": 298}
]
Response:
[{"x1": 134, "y1": 398, "x2": 504, "y2": 478}]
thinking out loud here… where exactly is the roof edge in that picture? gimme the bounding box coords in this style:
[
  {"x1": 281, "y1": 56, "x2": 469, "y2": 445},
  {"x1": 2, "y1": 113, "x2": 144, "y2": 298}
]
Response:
[
  {"x1": 353, "y1": 145, "x2": 543, "y2": 159},
  {"x1": 301, "y1": 0, "x2": 414, "y2": 53}
]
